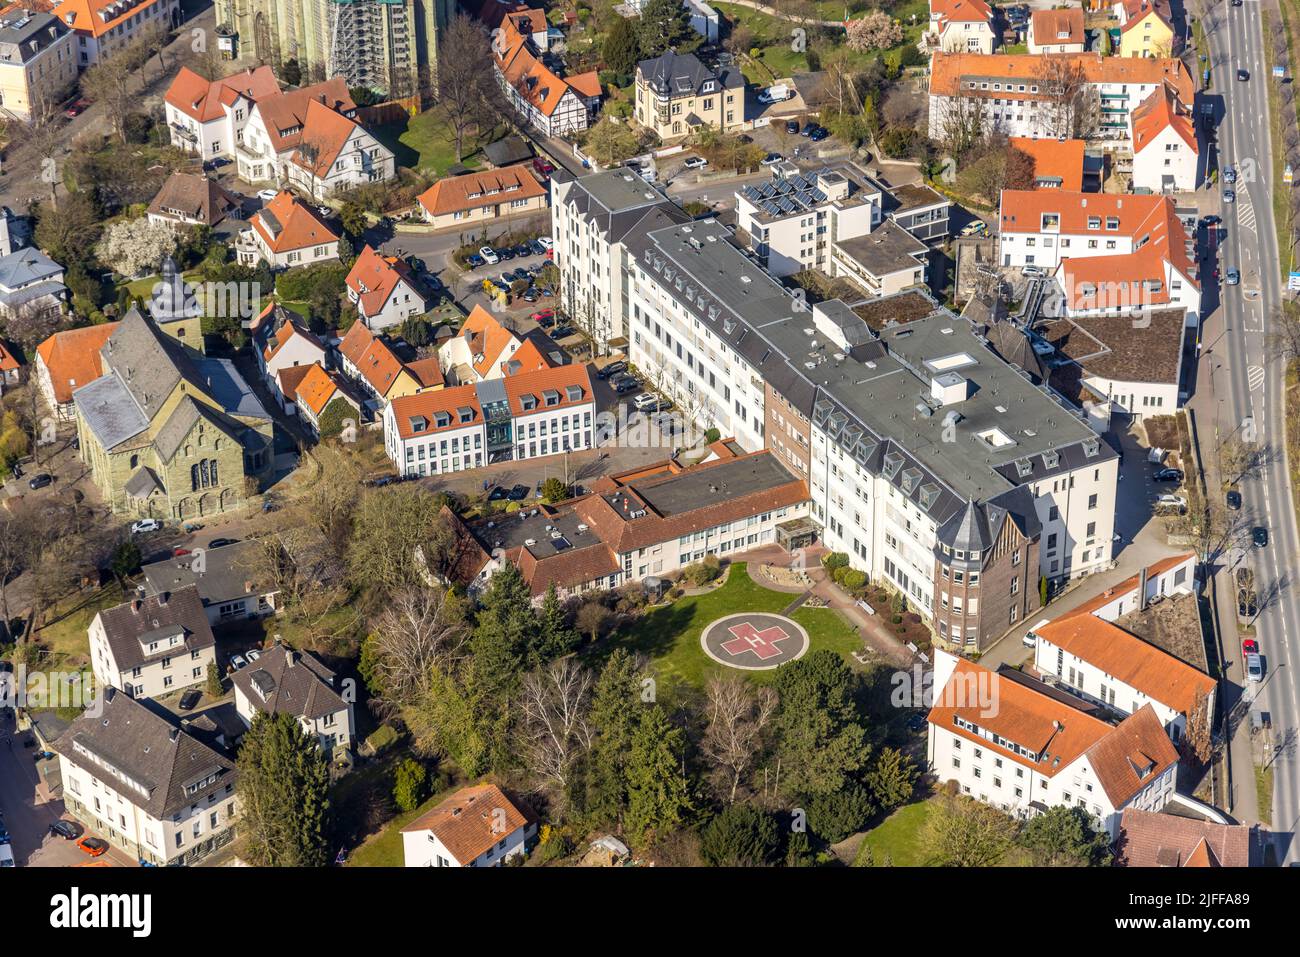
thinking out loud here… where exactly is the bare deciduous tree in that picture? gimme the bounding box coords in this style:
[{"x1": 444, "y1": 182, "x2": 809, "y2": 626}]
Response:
[
  {"x1": 1036, "y1": 57, "x2": 1097, "y2": 140},
  {"x1": 700, "y1": 675, "x2": 778, "y2": 803},
  {"x1": 428, "y1": 14, "x2": 497, "y2": 163},
  {"x1": 519, "y1": 658, "x2": 594, "y2": 801},
  {"x1": 367, "y1": 585, "x2": 468, "y2": 714}
]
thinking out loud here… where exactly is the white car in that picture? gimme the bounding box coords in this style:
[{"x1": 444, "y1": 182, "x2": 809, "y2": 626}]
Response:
[
  {"x1": 480, "y1": 246, "x2": 500, "y2": 265},
  {"x1": 230, "y1": 654, "x2": 248, "y2": 671},
  {"x1": 1246, "y1": 652, "x2": 1263, "y2": 682},
  {"x1": 130, "y1": 518, "x2": 162, "y2": 535},
  {"x1": 1022, "y1": 618, "x2": 1050, "y2": 648},
  {"x1": 961, "y1": 220, "x2": 987, "y2": 237},
  {"x1": 246, "y1": 649, "x2": 262, "y2": 663},
  {"x1": 683, "y1": 156, "x2": 708, "y2": 170},
  {"x1": 1155, "y1": 493, "x2": 1187, "y2": 513},
  {"x1": 256, "y1": 188, "x2": 278, "y2": 203},
  {"x1": 537, "y1": 237, "x2": 554, "y2": 251}
]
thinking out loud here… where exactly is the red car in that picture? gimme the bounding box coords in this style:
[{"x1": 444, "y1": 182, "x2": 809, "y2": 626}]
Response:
[
  {"x1": 77, "y1": 836, "x2": 109, "y2": 857},
  {"x1": 64, "y1": 98, "x2": 89, "y2": 118},
  {"x1": 530, "y1": 308, "x2": 554, "y2": 323},
  {"x1": 1242, "y1": 638, "x2": 1260, "y2": 657}
]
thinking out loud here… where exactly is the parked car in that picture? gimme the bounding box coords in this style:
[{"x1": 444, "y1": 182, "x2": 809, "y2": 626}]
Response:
[
  {"x1": 246, "y1": 649, "x2": 261, "y2": 663},
  {"x1": 809, "y1": 127, "x2": 829, "y2": 142},
  {"x1": 961, "y1": 220, "x2": 988, "y2": 237},
  {"x1": 683, "y1": 155, "x2": 708, "y2": 169},
  {"x1": 1243, "y1": 637, "x2": 1260, "y2": 657},
  {"x1": 612, "y1": 375, "x2": 639, "y2": 394},
  {"x1": 1202, "y1": 214, "x2": 1222, "y2": 226},
  {"x1": 479, "y1": 246, "x2": 499, "y2": 264},
  {"x1": 488, "y1": 485, "x2": 509, "y2": 502},
  {"x1": 597, "y1": 360, "x2": 628, "y2": 379},
  {"x1": 633, "y1": 392, "x2": 669, "y2": 413},
  {"x1": 512, "y1": 244, "x2": 532, "y2": 258},
  {"x1": 1246, "y1": 652, "x2": 1264, "y2": 681},
  {"x1": 761, "y1": 152, "x2": 783, "y2": 166},
  {"x1": 1224, "y1": 189, "x2": 1236, "y2": 204},
  {"x1": 1227, "y1": 489, "x2": 1243, "y2": 510},
  {"x1": 528, "y1": 239, "x2": 547, "y2": 256},
  {"x1": 49, "y1": 820, "x2": 80, "y2": 840},
  {"x1": 784, "y1": 119, "x2": 800, "y2": 134},
  {"x1": 230, "y1": 654, "x2": 248, "y2": 670},
  {"x1": 1253, "y1": 526, "x2": 1269, "y2": 547},
  {"x1": 507, "y1": 484, "x2": 530, "y2": 501},
  {"x1": 522, "y1": 288, "x2": 539, "y2": 302},
  {"x1": 27, "y1": 473, "x2": 53, "y2": 490},
  {"x1": 466, "y1": 253, "x2": 485, "y2": 268},
  {"x1": 498, "y1": 246, "x2": 516, "y2": 261},
  {"x1": 533, "y1": 157, "x2": 555, "y2": 177},
  {"x1": 1226, "y1": 268, "x2": 1240, "y2": 285},
  {"x1": 537, "y1": 236, "x2": 554, "y2": 251},
  {"x1": 551, "y1": 325, "x2": 576, "y2": 339},
  {"x1": 209, "y1": 538, "x2": 239, "y2": 548},
  {"x1": 76, "y1": 837, "x2": 109, "y2": 857},
  {"x1": 130, "y1": 518, "x2": 161, "y2": 535},
  {"x1": 257, "y1": 188, "x2": 278, "y2": 203},
  {"x1": 1224, "y1": 167, "x2": 1238, "y2": 184},
  {"x1": 64, "y1": 98, "x2": 89, "y2": 118},
  {"x1": 1153, "y1": 467, "x2": 1183, "y2": 482},
  {"x1": 178, "y1": 689, "x2": 202, "y2": 711},
  {"x1": 531, "y1": 308, "x2": 555, "y2": 326},
  {"x1": 1155, "y1": 493, "x2": 1187, "y2": 514}
]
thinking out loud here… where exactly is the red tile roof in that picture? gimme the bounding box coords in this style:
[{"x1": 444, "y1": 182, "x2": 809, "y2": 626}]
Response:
[
  {"x1": 1030, "y1": 7, "x2": 1085, "y2": 46},
  {"x1": 0, "y1": 339, "x2": 19, "y2": 373},
  {"x1": 255, "y1": 78, "x2": 356, "y2": 156},
  {"x1": 1116, "y1": 808, "x2": 1253, "y2": 867},
  {"x1": 35, "y1": 322, "x2": 118, "y2": 404},
  {"x1": 294, "y1": 363, "x2": 358, "y2": 417},
  {"x1": 290, "y1": 97, "x2": 364, "y2": 178},
  {"x1": 503, "y1": 363, "x2": 593, "y2": 417},
  {"x1": 55, "y1": 0, "x2": 177, "y2": 38},
  {"x1": 1062, "y1": 553, "x2": 1195, "y2": 620},
  {"x1": 345, "y1": 245, "x2": 422, "y2": 319},
  {"x1": 930, "y1": 0, "x2": 993, "y2": 27},
  {"x1": 164, "y1": 65, "x2": 279, "y2": 124},
  {"x1": 1085, "y1": 706, "x2": 1181, "y2": 807},
  {"x1": 389, "y1": 383, "x2": 482, "y2": 439},
  {"x1": 399, "y1": 782, "x2": 532, "y2": 864},
  {"x1": 1131, "y1": 85, "x2": 1197, "y2": 155},
  {"x1": 1008, "y1": 137, "x2": 1086, "y2": 192},
  {"x1": 1035, "y1": 610, "x2": 1215, "y2": 716},
  {"x1": 251, "y1": 191, "x2": 339, "y2": 255},
  {"x1": 455, "y1": 305, "x2": 521, "y2": 379},
  {"x1": 929, "y1": 52, "x2": 1193, "y2": 105},
  {"x1": 404, "y1": 356, "x2": 445, "y2": 390},
  {"x1": 417, "y1": 164, "x2": 547, "y2": 219}
]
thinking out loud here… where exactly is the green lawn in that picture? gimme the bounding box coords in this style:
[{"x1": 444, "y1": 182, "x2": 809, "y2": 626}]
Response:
[
  {"x1": 588, "y1": 563, "x2": 864, "y2": 699},
  {"x1": 345, "y1": 777, "x2": 463, "y2": 867},
  {"x1": 854, "y1": 799, "x2": 933, "y2": 865},
  {"x1": 36, "y1": 583, "x2": 126, "y2": 665},
  {"x1": 372, "y1": 111, "x2": 503, "y2": 178}
]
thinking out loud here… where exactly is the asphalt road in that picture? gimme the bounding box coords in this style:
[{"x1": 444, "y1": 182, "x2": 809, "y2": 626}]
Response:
[{"x1": 1205, "y1": 0, "x2": 1300, "y2": 862}]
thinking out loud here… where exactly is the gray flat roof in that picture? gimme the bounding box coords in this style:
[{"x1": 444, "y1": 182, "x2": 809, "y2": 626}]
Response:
[
  {"x1": 628, "y1": 452, "x2": 794, "y2": 518},
  {"x1": 629, "y1": 217, "x2": 1111, "y2": 512},
  {"x1": 835, "y1": 220, "x2": 929, "y2": 277}
]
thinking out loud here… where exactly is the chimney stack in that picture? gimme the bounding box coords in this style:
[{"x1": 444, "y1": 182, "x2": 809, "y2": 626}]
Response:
[{"x1": 1138, "y1": 564, "x2": 1149, "y2": 612}]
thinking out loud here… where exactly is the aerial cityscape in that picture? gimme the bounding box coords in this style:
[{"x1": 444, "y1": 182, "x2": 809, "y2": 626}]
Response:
[{"x1": 0, "y1": 0, "x2": 1287, "y2": 897}]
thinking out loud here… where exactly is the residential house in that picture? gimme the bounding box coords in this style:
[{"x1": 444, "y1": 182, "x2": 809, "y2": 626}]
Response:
[
  {"x1": 52, "y1": 0, "x2": 180, "y2": 66},
  {"x1": 1114, "y1": 0, "x2": 1177, "y2": 59},
  {"x1": 140, "y1": 540, "x2": 280, "y2": 627},
  {"x1": 146, "y1": 172, "x2": 243, "y2": 231},
  {"x1": 885, "y1": 183, "x2": 952, "y2": 243},
  {"x1": 335, "y1": 321, "x2": 424, "y2": 408},
  {"x1": 0, "y1": 339, "x2": 19, "y2": 394},
  {"x1": 54, "y1": 687, "x2": 238, "y2": 866},
  {"x1": 294, "y1": 361, "x2": 364, "y2": 437},
  {"x1": 927, "y1": 649, "x2": 1182, "y2": 838},
  {"x1": 0, "y1": 245, "x2": 67, "y2": 319},
  {"x1": 1008, "y1": 136, "x2": 1087, "y2": 191},
  {"x1": 231, "y1": 643, "x2": 354, "y2": 754},
  {"x1": 437, "y1": 305, "x2": 524, "y2": 384},
  {"x1": 1129, "y1": 85, "x2": 1198, "y2": 193},
  {"x1": 401, "y1": 782, "x2": 536, "y2": 867},
  {"x1": 494, "y1": 12, "x2": 600, "y2": 137},
  {"x1": 634, "y1": 50, "x2": 745, "y2": 140},
  {"x1": 345, "y1": 245, "x2": 429, "y2": 331},
  {"x1": 255, "y1": 308, "x2": 327, "y2": 393},
  {"x1": 925, "y1": 0, "x2": 997, "y2": 54},
  {"x1": 416, "y1": 165, "x2": 548, "y2": 230},
  {"x1": 35, "y1": 321, "x2": 118, "y2": 418},
  {"x1": 164, "y1": 64, "x2": 281, "y2": 161},
  {"x1": 0, "y1": 10, "x2": 77, "y2": 120},
  {"x1": 1115, "y1": 808, "x2": 1258, "y2": 866},
  {"x1": 239, "y1": 191, "x2": 340, "y2": 269},
  {"x1": 88, "y1": 584, "x2": 217, "y2": 699},
  {"x1": 1027, "y1": 7, "x2": 1086, "y2": 53}
]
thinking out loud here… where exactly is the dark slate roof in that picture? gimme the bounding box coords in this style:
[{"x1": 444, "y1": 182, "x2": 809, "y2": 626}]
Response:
[
  {"x1": 230, "y1": 644, "x2": 347, "y2": 721},
  {"x1": 94, "y1": 584, "x2": 215, "y2": 672},
  {"x1": 141, "y1": 541, "x2": 275, "y2": 609},
  {"x1": 124, "y1": 465, "x2": 165, "y2": 499},
  {"x1": 938, "y1": 500, "x2": 992, "y2": 552},
  {"x1": 636, "y1": 50, "x2": 741, "y2": 97},
  {"x1": 483, "y1": 135, "x2": 534, "y2": 167},
  {"x1": 148, "y1": 257, "x2": 204, "y2": 325},
  {"x1": 75, "y1": 372, "x2": 150, "y2": 449},
  {"x1": 147, "y1": 175, "x2": 241, "y2": 228},
  {"x1": 99, "y1": 307, "x2": 208, "y2": 423},
  {"x1": 54, "y1": 687, "x2": 236, "y2": 819},
  {"x1": 984, "y1": 318, "x2": 1047, "y2": 383}
]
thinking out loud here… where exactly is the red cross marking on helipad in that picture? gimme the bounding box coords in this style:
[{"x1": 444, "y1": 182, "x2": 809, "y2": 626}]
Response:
[{"x1": 722, "y1": 621, "x2": 791, "y2": 660}]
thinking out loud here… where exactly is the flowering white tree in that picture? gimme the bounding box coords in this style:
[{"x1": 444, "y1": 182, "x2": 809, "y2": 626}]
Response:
[
  {"x1": 845, "y1": 11, "x2": 903, "y2": 52},
  {"x1": 94, "y1": 218, "x2": 177, "y2": 278}
]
